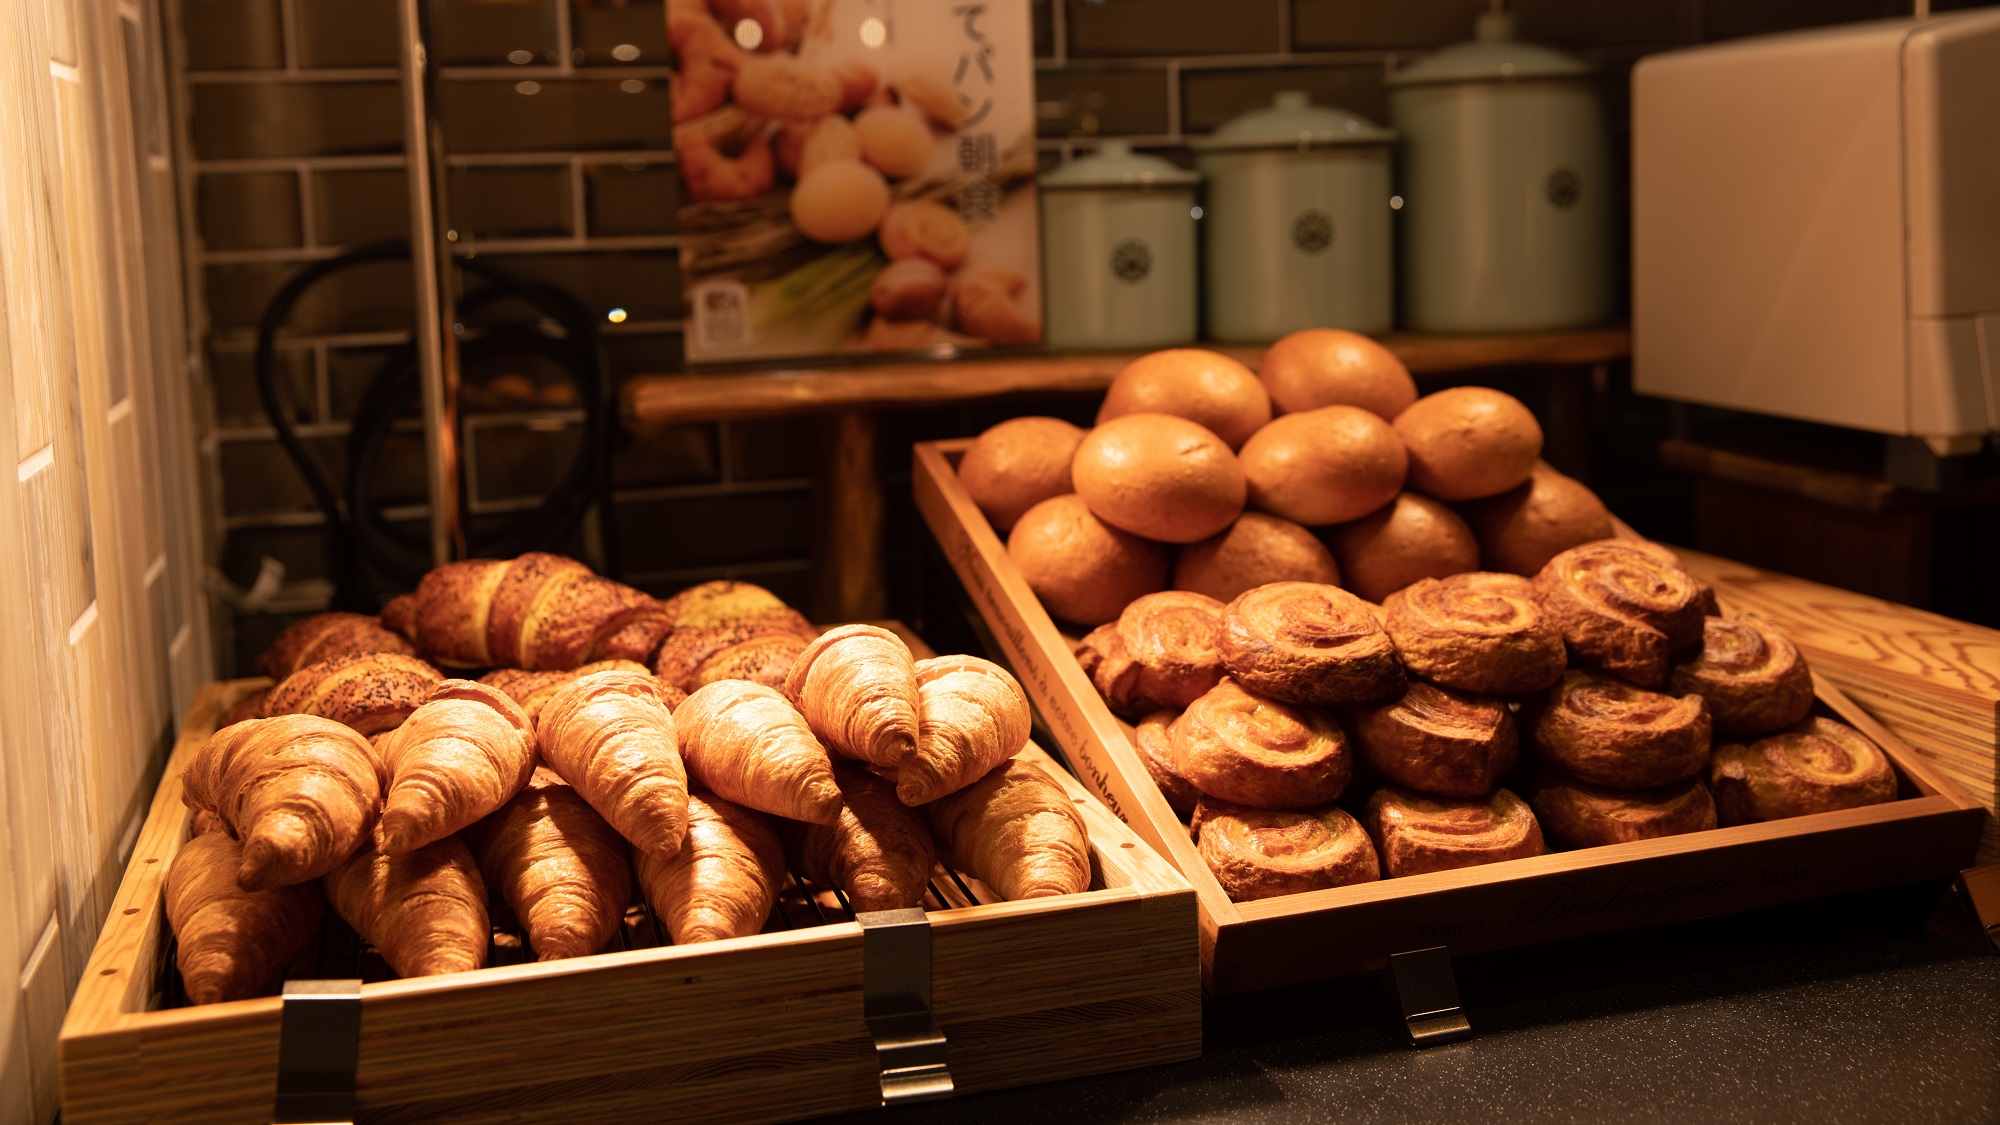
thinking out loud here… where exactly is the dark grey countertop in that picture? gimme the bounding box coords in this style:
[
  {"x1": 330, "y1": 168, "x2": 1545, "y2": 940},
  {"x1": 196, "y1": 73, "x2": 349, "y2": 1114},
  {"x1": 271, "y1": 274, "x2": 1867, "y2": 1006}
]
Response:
[{"x1": 830, "y1": 880, "x2": 2000, "y2": 1124}]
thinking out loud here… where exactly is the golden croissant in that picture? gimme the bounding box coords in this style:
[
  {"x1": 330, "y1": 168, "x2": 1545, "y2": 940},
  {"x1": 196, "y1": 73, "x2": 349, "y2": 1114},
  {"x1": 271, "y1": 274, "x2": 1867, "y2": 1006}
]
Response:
[
  {"x1": 183, "y1": 715, "x2": 383, "y2": 890},
  {"x1": 921, "y1": 757, "x2": 1091, "y2": 900},
  {"x1": 893, "y1": 655, "x2": 1031, "y2": 806},
  {"x1": 635, "y1": 790, "x2": 784, "y2": 944},
  {"x1": 782, "y1": 768, "x2": 936, "y2": 912},
  {"x1": 783, "y1": 624, "x2": 920, "y2": 769},
  {"x1": 463, "y1": 768, "x2": 632, "y2": 960},
  {"x1": 674, "y1": 680, "x2": 843, "y2": 824},
  {"x1": 166, "y1": 831, "x2": 324, "y2": 1004},
  {"x1": 375, "y1": 680, "x2": 537, "y2": 855},
  {"x1": 479, "y1": 659, "x2": 662, "y2": 726},
  {"x1": 536, "y1": 669, "x2": 691, "y2": 856},
  {"x1": 325, "y1": 834, "x2": 489, "y2": 978}
]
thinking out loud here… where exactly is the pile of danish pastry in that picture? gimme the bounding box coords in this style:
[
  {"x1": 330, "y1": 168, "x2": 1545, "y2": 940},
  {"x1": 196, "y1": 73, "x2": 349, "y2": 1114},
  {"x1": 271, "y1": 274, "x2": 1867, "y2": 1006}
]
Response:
[
  {"x1": 166, "y1": 558, "x2": 1089, "y2": 1005},
  {"x1": 958, "y1": 330, "x2": 1901, "y2": 904}
]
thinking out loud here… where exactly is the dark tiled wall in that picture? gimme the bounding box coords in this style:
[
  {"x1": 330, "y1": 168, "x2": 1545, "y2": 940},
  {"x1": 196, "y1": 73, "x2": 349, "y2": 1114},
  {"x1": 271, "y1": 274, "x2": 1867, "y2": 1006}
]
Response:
[{"x1": 175, "y1": 0, "x2": 1979, "y2": 670}]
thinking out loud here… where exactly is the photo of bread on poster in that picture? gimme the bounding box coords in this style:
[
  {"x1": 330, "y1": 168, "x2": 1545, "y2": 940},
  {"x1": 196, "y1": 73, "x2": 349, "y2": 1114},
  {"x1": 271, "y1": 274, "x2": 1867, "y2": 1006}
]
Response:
[{"x1": 669, "y1": 0, "x2": 1042, "y2": 362}]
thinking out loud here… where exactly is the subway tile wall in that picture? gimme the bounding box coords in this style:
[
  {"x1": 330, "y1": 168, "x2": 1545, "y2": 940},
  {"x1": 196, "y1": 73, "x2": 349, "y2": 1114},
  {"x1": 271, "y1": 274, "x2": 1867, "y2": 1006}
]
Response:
[{"x1": 171, "y1": 0, "x2": 1968, "y2": 671}]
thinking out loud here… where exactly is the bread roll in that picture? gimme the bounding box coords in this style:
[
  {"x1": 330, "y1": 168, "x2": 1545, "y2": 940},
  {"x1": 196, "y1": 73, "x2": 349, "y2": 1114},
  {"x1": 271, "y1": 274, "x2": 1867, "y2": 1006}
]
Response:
[
  {"x1": 1392, "y1": 387, "x2": 1542, "y2": 501},
  {"x1": 1174, "y1": 513, "x2": 1341, "y2": 603},
  {"x1": 1259, "y1": 329, "x2": 1417, "y2": 420},
  {"x1": 1322, "y1": 493, "x2": 1480, "y2": 603},
  {"x1": 1461, "y1": 465, "x2": 1615, "y2": 576},
  {"x1": 958, "y1": 416, "x2": 1085, "y2": 534},
  {"x1": 1072, "y1": 414, "x2": 1246, "y2": 544},
  {"x1": 1097, "y1": 349, "x2": 1272, "y2": 450},
  {"x1": 1238, "y1": 405, "x2": 1407, "y2": 527},
  {"x1": 1007, "y1": 494, "x2": 1169, "y2": 626}
]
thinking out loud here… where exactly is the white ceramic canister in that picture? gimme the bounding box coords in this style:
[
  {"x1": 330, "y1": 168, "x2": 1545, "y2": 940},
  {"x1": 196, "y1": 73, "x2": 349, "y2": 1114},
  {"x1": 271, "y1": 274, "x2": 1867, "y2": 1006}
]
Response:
[
  {"x1": 1039, "y1": 141, "x2": 1201, "y2": 350},
  {"x1": 1193, "y1": 91, "x2": 1396, "y2": 341},
  {"x1": 1387, "y1": 11, "x2": 1613, "y2": 332}
]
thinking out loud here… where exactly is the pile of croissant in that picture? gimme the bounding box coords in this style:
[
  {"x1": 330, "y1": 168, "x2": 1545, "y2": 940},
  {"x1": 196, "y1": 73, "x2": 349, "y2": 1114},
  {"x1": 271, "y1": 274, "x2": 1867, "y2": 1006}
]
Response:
[
  {"x1": 1075, "y1": 537, "x2": 1901, "y2": 903},
  {"x1": 166, "y1": 554, "x2": 1091, "y2": 1006}
]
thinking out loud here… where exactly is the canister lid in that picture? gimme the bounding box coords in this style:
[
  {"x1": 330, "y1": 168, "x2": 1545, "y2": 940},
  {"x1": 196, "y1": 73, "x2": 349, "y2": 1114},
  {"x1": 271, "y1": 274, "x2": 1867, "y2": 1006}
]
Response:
[
  {"x1": 1191, "y1": 90, "x2": 1395, "y2": 152},
  {"x1": 1039, "y1": 139, "x2": 1201, "y2": 190},
  {"x1": 1385, "y1": 12, "x2": 1593, "y2": 88}
]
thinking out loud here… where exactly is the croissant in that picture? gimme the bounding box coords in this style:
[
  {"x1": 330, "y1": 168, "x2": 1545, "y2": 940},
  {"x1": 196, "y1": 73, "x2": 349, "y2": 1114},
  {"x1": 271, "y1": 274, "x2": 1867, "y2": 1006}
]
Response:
[
  {"x1": 183, "y1": 715, "x2": 383, "y2": 890},
  {"x1": 261, "y1": 652, "x2": 444, "y2": 735},
  {"x1": 409, "y1": 553, "x2": 663, "y2": 670},
  {"x1": 892, "y1": 655, "x2": 1032, "y2": 806},
  {"x1": 462, "y1": 768, "x2": 632, "y2": 960},
  {"x1": 166, "y1": 831, "x2": 324, "y2": 1004},
  {"x1": 920, "y1": 757, "x2": 1091, "y2": 900},
  {"x1": 325, "y1": 835, "x2": 488, "y2": 978},
  {"x1": 257, "y1": 611, "x2": 415, "y2": 680},
  {"x1": 635, "y1": 790, "x2": 784, "y2": 944},
  {"x1": 783, "y1": 768, "x2": 936, "y2": 911},
  {"x1": 784, "y1": 624, "x2": 920, "y2": 769},
  {"x1": 379, "y1": 593, "x2": 418, "y2": 642},
  {"x1": 223, "y1": 687, "x2": 271, "y2": 728},
  {"x1": 675, "y1": 680, "x2": 842, "y2": 823},
  {"x1": 657, "y1": 579, "x2": 801, "y2": 629},
  {"x1": 536, "y1": 670, "x2": 690, "y2": 856},
  {"x1": 375, "y1": 680, "x2": 537, "y2": 855},
  {"x1": 479, "y1": 659, "x2": 664, "y2": 726}
]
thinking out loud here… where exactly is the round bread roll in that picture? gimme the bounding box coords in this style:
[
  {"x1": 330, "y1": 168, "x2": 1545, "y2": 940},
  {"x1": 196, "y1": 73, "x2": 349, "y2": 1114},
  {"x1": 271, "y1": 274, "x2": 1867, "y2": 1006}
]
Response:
[
  {"x1": 1259, "y1": 328, "x2": 1417, "y2": 420},
  {"x1": 1461, "y1": 465, "x2": 1615, "y2": 576},
  {"x1": 958, "y1": 416, "x2": 1086, "y2": 534},
  {"x1": 1393, "y1": 387, "x2": 1543, "y2": 501},
  {"x1": 1323, "y1": 493, "x2": 1480, "y2": 603},
  {"x1": 1238, "y1": 405, "x2": 1407, "y2": 526},
  {"x1": 1072, "y1": 414, "x2": 1246, "y2": 544},
  {"x1": 1006, "y1": 494, "x2": 1169, "y2": 626},
  {"x1": 1175, "y1": 512, "x2": 1340, "y2": 603},
  {"x1": 1097, "y1": 349, "x2": 1272, "y2": 450}
]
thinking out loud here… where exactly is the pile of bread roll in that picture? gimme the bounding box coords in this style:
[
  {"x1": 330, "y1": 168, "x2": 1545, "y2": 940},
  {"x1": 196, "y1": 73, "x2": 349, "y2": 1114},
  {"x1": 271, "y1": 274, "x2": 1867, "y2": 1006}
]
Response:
[
  {"x1": 166, "y1": 555, "x2": 1089, "y2": 1006},
  {"x1": 958, "y1": 334, "x2": 1901, "y2": 902}
]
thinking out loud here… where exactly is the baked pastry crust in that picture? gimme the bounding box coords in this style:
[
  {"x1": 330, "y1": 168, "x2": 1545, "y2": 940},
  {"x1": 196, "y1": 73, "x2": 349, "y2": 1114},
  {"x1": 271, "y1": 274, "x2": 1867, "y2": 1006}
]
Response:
[
  {"x1": 263, "y1": 651, "x2": 444, "y2": 735},
  {"x1": 1171, "y1": 677, "x2": 1352, "y2": 808},
  {"x1": 1346, "y1": 682, "x2": 1518, "y2": 800},
  {"x1": 1134, "y1": 710, "x2": 1201, "y2": 817},
  {"x1": 1074, "y1": 590, "x2": 1226, "y2": 717},
  {"x1": 1533, "y1": 539, "x2": 1708, "y2": 687},
  {"x1": 258, "y1": 612, "x2": 416, "y2": 680},
  {"x1": 1195, "y1": 796, "x2": 1379, "y2": 901},
  {"x1": 1363, "y1": 786, "x2": 1546, "y2": 877},
  {"x1": 1670, "y1": 615, "x2": 1814, "y2": 739},
  {"x1": 1530, "y1": 769, "x2": 1716, "y2": 848},
  {"x1": 1532, "y1": 669, "x2": 1712, "y2": 789},
  {"x1": 1709, "y1": 717, "x2": 1897, "y2": 825},
  {"x1": 1383, "y1": 572, "x2": 1566, "y2": 695},
  {"x1": 1219, "y1": 581, "x2": 1405, "y2": 705}
]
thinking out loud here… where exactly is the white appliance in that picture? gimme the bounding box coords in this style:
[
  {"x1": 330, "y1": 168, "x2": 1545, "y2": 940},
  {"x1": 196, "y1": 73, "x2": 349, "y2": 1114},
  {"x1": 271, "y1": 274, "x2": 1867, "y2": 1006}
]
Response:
[{"x1": 1632, "y1": 10, "x2": 2000, "y2": 456}]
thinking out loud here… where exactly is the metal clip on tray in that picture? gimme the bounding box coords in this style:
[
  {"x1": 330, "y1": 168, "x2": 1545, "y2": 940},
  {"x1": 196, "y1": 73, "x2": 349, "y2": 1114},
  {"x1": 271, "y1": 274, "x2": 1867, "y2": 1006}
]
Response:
[
  {"x1": 273, "y1": 978, "x2": 363, "y2": 1125},
  {"x1": 857, "y1": 907, "x2": 954, "y2": 1105}
]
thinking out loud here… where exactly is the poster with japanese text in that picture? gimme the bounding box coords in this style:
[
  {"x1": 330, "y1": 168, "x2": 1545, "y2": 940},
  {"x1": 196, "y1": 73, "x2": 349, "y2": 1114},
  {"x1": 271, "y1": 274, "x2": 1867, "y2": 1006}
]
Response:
[{"x1": 669, "y1": 0, "x2": 1041, "y2": 363}]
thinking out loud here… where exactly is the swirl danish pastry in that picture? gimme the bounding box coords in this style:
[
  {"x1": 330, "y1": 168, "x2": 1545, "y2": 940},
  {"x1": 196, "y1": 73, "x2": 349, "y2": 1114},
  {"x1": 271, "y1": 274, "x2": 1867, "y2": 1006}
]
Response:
[
  {"x1": 1171, "y1": 678, "x2": 1352, "y2": 808},
  {"x1": 1363, "y1": 787, "x2": 1546, "y2": 877},
  {"x1": 1134, "y1": 710, "x2": 1200, "y2": 817},
  {"x1": 1346, "y1": 682, "x2": 1518, "y2": 801},
  {"x1": 1073, "y1": 591, "x2": 1226, "y2": 718},
  {"x1": 1382, "y1": 572, "x2": 1566, "y2": 695},
  {"x1": 1530, "y1": 770, "x2": 1716, "y2": 848},
  {"x1": 1195, "y1": 797, "x2": 1380, "y2": 901},
  {"x1": 1533, "y1": 539, "x2": 1708, "y2": 687},
  {"x1": 1669, "y1": 616, "x2": 1814, "y2": 739},
  {"x1": 1709, "y1": 717, "x2": 1897, "y2": 825},
  {"x1": 1532, "y1": 670, "x2": 1712, "y2": 789},
  {"x1": 1219, "y1": 582, "x2": 1404, "y2": 705}
]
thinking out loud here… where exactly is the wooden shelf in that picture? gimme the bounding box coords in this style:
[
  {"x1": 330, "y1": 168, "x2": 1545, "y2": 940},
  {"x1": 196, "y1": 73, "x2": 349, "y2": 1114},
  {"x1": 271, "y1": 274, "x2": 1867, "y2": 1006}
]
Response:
[{"x1": 623, "y1": 326, "x2": 1631, "y2": 425}]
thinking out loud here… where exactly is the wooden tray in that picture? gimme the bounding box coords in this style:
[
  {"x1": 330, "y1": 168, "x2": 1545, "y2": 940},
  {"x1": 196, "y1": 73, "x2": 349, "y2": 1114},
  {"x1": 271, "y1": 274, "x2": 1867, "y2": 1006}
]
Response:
[
  {"x1": 913, "y1": 438, "x2": 1989, "y2": 994},
  {"x1": 58, "y1": 675, "x2": 1199, "y2": 1124}
]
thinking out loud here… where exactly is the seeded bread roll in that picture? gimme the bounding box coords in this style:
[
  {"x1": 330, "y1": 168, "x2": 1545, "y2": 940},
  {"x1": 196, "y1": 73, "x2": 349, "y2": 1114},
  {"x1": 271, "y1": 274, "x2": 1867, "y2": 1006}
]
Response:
[
  {"x1": 958, "y1": 416, "x2": 1086, "y2": 534},
  {"x1": 1072, "y1": 413, "x2": 1246, "y2": 544},
  {"x1": 1007, "y1": 494, "x2": 1170, "y2": 626},
  {"x1": 1174, "y1": 513, "x2": 1341, "y2": 604},
  {"x1": 1392, "y1": 387, "x2": 1543, "y2": 502},
  {"x1": 1238, "y1": 405, "x2": 1407, "y2": 527},
  {"x1": 1258, "y1": 328, "x2": 1417, "y2": 420},
  {"x1": 1461, "y1": 465, "x2": 1616, "y2": 576},
  {"x1": 1323, "y1": 493, "x2": 1480, "y2": 604},
  {"x1": 1097, "y1": 349, "x2": 1272, "y2": 450}
]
